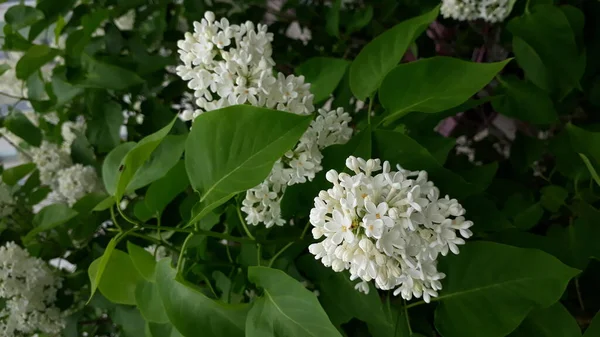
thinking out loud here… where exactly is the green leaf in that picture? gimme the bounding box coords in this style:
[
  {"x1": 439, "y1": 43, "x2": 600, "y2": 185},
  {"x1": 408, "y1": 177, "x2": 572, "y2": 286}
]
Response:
[
  {"x1": 585, "y1": 311, "x2": 600, "y2": 337},
  {"x1": 128, "y1": 241, "x2": 157, "y2": 281},
  {"x1": 147, "y1": 322, "x2": 184, "y2": 337},
  {"x1": 492, "y1": 76, "x2": 557, "y2": 125},
  {"x1": 88, "y1": 249, "x2": 142, "y2": 305},
  {"x1": 510, "y1": 303, "x2": 581, "y2": 337},
  {"x1": 461, "y1": 196, "x2": 514, "y2": 233},
  {"x1": 78, "y1": 53, "x2": 145, "y2": 90},
  {"x1": 16, "y1": 45, "x2": 59, "y2": 80},
  {"x1": 540, "y1": 185, "x2": 568, "y2": 212},
  {"x1": 4, "y1": 5, "x2": 44, "y2": 30},
  {"x1": 0, "y1": 64, "x2": 10, "y2": 76},
  {"x1": 508, "y1": 4, "x2": 585, "y2": 96},
  {"x1": 545, "y1": 218, "x2": 600, "y2": 270},
  {"x1": 349, "y1": 6, "x2": 439, "y2": 100},
  {"x1": 367, "y1": 305, "x2": 410, "y2": 337},
  {"x1": 514, "y1": 203, "x2": 544, "y2": 230},
  {"x1": 379, "y1": 57, "x2": 509, "y2": 124},
  {"x1": 103, "y1": 143, "x2": 136, "y2": 196},
  {"x1": 135, "y1": 280, "x2": 169, "y2": 323},
  {"x1": 185, "y1": 105, "x2": 311, "y2": 224},
  {"x1": 2, "y1": 163, "x2": 35, "y2": 185},
  {"x1": 24, "y1": 203, "x2": 78, "y2": 241},
  {"x1": 3, "y1": 110, "x2": 42, "y2": 146},
  {"x1": 374, "y1": 130, "x2": 476, "y2": 198},
  {"x1": 112, "y1": 305, "x2": 146, "y2": 337},
  {"x1": 246, "y1": 266, "x2": 342, "y2": 337},
  {"x1": 70, "y1": 132, "x2": 96, "y2": 166},
  {"x1": 116, "y1": 117, "x2": 178, "y2": 200},
  {"x1": 155, "y1": 259, "x2": 248, "y2": 337},
  {"x1": 126, "y1": 134, "x2": 186, "y2": 192},
  {"x1": 86, "y1": 100, "x2": 124, "y2": 153},
  {"x1": 145, "y1": 161, "x2": 190, "y2": 216},
  {"x1": 325, "y1": 0, "x2": 341, "y2": 37},
  {"x1": 298, "y1": 256, "x2": 389, "y2": 327},
  {"x1": 435, "y1": 242, "x2": 579, "y2": 337},
  {"x1": 512, "y1": 37, "x2": 552, "y2": 92},
  {"x1": 87, "y1": 237, "x2": 119, "y2": 303},
  {"x1": 296, "y1": 57, "x2": 349, "y2": 103},
  {"x1": 579, "y1": 153, "x2": 600, "y2": 188},
  {"x1": 566, "y1": 124, "x2": 600, "y2": 173}
]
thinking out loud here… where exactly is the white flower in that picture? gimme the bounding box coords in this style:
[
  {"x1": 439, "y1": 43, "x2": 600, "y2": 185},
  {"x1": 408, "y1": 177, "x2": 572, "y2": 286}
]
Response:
[
  {"x1": 55, "y1": 164, "x2": 102, "y2": 206},
  {"x1": 308, "y1": 156, "x2": 473, "y2": 302},
  {"x1": 30, "y1": 141, "x2": 72, "y2": 187},
  {"x1": 441, "y1": 0, "x2": 512, "y2": 23},
  {"x1": 60, "y1": 118, "x2": 87, "y2": 153},
  {"x1": 0, "y1": 181, "x2": 15, "y2": 217},
  {"x1": 286, "y1": 21, "x2": 312, "y2": 45},
  {"x1": 0, "y1": 242, "x2": 64, "y2": 337}
]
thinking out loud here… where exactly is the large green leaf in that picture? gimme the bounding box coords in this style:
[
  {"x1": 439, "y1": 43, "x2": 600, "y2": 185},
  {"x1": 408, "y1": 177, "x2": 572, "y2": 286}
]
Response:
[
  {"x1": 374, "y1": 130, "x2": 483, "y2": 198},
  {"x1": 116, "y1": 117, "x2": 178, "y2": 200},
  {"x1": 135, "y1": 280, "x2": 169, "y2": 323},
  {"x1": 508, "y1": 4, "x2": 585, "y2": 96},
  {"x1": 78, "y1": 54, "x2": 145, "y2": 90},
  {"x1": 4, "y1": 5, "x2": 44, "y2": 30},
  {"x1": 185, "y1": 105, "x2": 311, "y2": 224},
  {"x1": 434, "y1": 242, "x2": 579, "y2": 337},
  {"x1": 128, "y1": 241, "x2": 157, "y2": 281},
  {"x1": 298, "y1": 255, "x2": 389, "y2": 327},
  {"x1": 379, "y1": 57, "x2": 509, "y2": 124},
  {"x1": 2, "y1": 163, "x2": 36, "y2": 185},
  {"x1": 155, "y1": 259, "x2": 248, "y2": 337},
  {"x1": 16, "y1": 45, "x2": 58, "y2": 80},
  {"x1": 88, "y1": 248, "x2": 142, "y2": 305},
  {"x1": 145, "y1": 161, "x2": 190, "y2": 216},
  {"x1": 566, "y1": 124, "x2": 600, "y2": 167},
  {"x1": 126, "y1": 134, "x2": 186, "y2": 192},
  {"x1": 492, "y1": 76, "x2": 557, "y2": 125},
  {"x1": 147, "y1": 322, "x2": 185, "y2": 337},
  {"x1": 544, "y1": 218, "x2": 600, "y2": 270},
  {"x1": 296, "y1": 57, "x2": 349, "y2": 103},
  {"x1": 23, "y1": 203, "x2": 78, "y2": 241},
  {"x1": 246, "y1": 266, "x2": 341, "y2": 337},
  {"x1": 102, "y1": 142, "x2": 136, "y2": 196},
  {"x1": 510, "y1": 303, "x2": 581, "y2": 337},
  {"x1": 3, "y1": 110, "x2": 42, "y2": 146},
  {"x1": 86, "y1": 99, "x2": 124, "y2": 153},
  {"x1": 349, "y1": 6, "x2": 439, "y2": 100}
]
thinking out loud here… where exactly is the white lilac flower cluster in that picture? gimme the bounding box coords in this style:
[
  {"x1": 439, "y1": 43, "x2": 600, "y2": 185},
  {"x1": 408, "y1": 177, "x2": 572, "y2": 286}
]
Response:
[
  {"x1": 175, "y1": 11, "x2": 314, "y2": 120},
  {"x1": 30, "y1": 141, "x2": 102, "y2": 207},
  {"x1": 440, "y1": 0, "x2": 512, "y2": 23},
  {"x1": 308, "y1": 157, "x2": 473, "y2": 302},
  {"x1": 0, "y1": 242, "x2": 64, "y2": 337},
  {"x1": 0, "y1": 181, "x2": 15, "y2": 217},
  {"x1": 60, "y1": 118, "x2": 87, "y2": 154},
  {"x1": 176, "y1": 12, "x2": 354, "y2": 227},
  {"x1": 242, "y1": 108, "x2": 352, "y2": 227}
]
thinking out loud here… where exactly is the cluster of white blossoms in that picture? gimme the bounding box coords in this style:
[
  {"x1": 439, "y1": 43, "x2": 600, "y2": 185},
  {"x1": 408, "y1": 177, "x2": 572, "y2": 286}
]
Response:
[
  {"x1": 175, "y1": 11, "x2": 314, "y2": 120},
  {"x1": 60, "y1": 118, "x2": 87, "y2": 154},
  {"x1": 308, "y1": 157, "x2": 473, "y2": 302},
  {"x1": 176, "y1": 12, "x2": 354, "y2": 227},
  {"x1": 440, "y1": 0, "x2": 512, "y2": 23},
  {"x1": 242, "y1": 108, "x2": 352, "y2": 227},
  {"x1": 30, "y1": 140, "x2": 102, "y2": 207},
  {"x1": 0, "y1": 181, "x2": 15, "y2": 217},
  {"x1": 0, "y1": 242, "x2": 64, "y2": 336}
]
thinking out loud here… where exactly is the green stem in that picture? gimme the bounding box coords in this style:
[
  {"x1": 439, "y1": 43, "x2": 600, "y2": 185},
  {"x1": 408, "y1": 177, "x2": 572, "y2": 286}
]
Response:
[
  {"x1": 367, "y1": 93, "x2": 374, "y2": 125},
  {"x1": 268, "y1": 242, "x2": 294, "y2": 268},
  {"x1": 177, "y1": 233, "x2": 195, "y2": 275},
  {"x1": 141, "y1": 224, "x2": 256, "y2": 243},
  {"x1": 117, "y1": 204, "x2": 139, "y2": 227},
  {"x1": 575, "y1": 277, "x2": 585, "y2": 311},
  {"x1": 236, "y1": 206, "x2": 256, "y2": 240},
  {"x1": 128, "y1": 232, "x2": 179, "y2": 254},
  {"x1": 300, "y1": 220, "x2": 311, "y2": 240},
  {"x1": 403, "y1": 300, "x2": 426, "y2": 310},
  {"x1": 403, "y1": 299, "x2": 413, "y2": 335},
  {"x1": 256, "y1": 244, "x2": 262, "y2": 267},
  {"x1": 110, "y1": 206, "x2": 123, "y2": 231}
]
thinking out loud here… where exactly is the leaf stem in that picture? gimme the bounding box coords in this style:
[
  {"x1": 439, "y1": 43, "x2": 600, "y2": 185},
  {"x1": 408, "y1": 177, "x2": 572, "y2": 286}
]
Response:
[
  {"x1": 403, "y1": 300, "x2": 426, "y2": 309},
  {"x1": 403, "y1": 299, "x2": 413, "y2": 335},
  {"x1": 117, "y1": 203, "x2": 139, "y2": 227},
  {"x1": 300, "y1": 220, "x2": 312, "y2": 240},
  {"x1": 236, "y1": 206, "x2": 256, "y2": 240},
  {"x1": 256, "y1": 244, "x2": 262, "y2": 266},
  {"x1": 575, "y1": 277, "x2": 585, "y2": 311},
  {"x1": 367, "y1": 93, "x2": 374, "y2": 125},
  {"x1": 142, "y1": 224, "x2": 257, "y2": 243},
  {"x1": 128, "y1": 232, "x2": 179, "y2": 254},
  {"x1": 268, "y1": 242, "x2": 294, "y2": 268},
  {"x1": 177, "y1": 233, "x2": 194, "y2": 275},
  {"x1": 109, "y1": 206, "x2": 123, "y2": 231}
]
